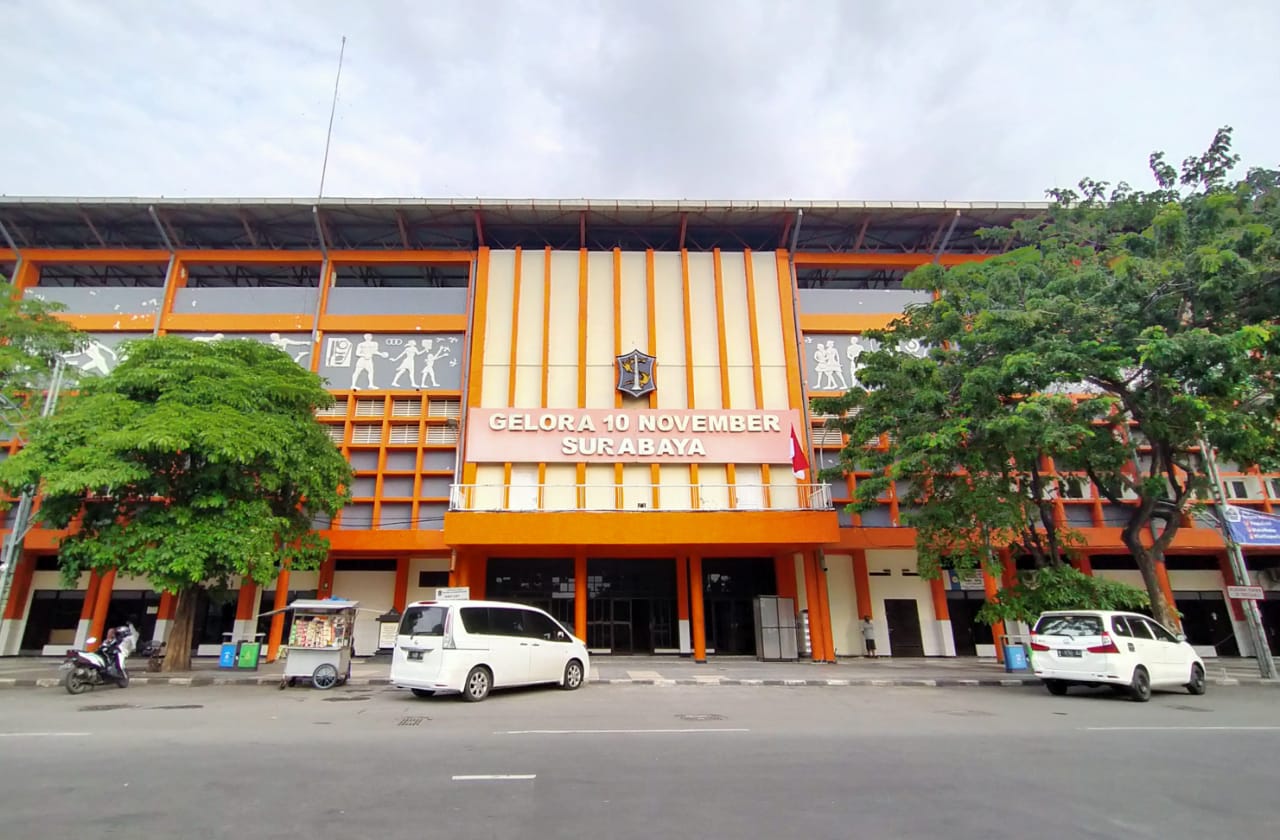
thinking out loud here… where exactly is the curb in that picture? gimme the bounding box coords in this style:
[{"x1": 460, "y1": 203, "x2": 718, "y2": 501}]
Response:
[{"x1": 2, "y1": 675, "x2": 1272, "y2": 690}]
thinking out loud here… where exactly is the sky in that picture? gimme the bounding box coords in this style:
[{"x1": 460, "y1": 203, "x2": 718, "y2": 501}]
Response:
[{"x1": 3, "y1": 0, "x2": 1278, "y2": 202}]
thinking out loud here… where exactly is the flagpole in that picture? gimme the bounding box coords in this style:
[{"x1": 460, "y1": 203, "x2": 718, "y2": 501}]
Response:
[{"x1": 1199, "y1": 438, "x2": 1277, "y2": 680}]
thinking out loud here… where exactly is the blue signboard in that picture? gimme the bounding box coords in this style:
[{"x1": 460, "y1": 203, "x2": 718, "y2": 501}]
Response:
[{"x1": 1224, "y1": 505, "x2": 1280, "y2": 547}]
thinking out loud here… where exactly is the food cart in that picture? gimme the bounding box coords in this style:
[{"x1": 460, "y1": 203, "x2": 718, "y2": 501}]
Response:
[{"x1": 273, "y1": 599, "x2": 358, "y2": 690}]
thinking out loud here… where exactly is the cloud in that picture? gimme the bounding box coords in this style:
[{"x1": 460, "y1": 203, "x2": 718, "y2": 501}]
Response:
[{"x1": 3, "y1": 0, "x2": 1277, "y2": 201}]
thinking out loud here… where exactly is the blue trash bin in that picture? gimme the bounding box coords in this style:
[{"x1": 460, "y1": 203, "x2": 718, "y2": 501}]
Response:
[
  {"x1": 1004, "y1": 644, "x2": 1028, "y2": 672},
  {"x1": 219, "y1": 642, "x2": 239, "y2": 669}
]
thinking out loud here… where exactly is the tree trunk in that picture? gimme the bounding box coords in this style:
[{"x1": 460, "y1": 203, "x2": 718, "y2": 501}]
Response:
[
  {"x1": 1121, "y1": 527, "x2": 1181, "y2": 631},
  {"x1": 161, "y1": 588, "x2": 198, "y2": 672}
]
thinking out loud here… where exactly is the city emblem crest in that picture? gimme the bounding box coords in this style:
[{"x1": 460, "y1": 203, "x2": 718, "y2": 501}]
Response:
[{"x1": 615, "y1": 349, "x2": 656, "y2": 399}]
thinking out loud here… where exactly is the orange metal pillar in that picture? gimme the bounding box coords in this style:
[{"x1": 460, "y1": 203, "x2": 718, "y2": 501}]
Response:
[
  {"x1": 689, "y1": 555, "x2": 707, "y2": 663},
  {"x1": 675, "y1": 556, "x2": 691, "y2": 656},
  {"x1": 317, "y1": 557, "x2": 336, "y2": 598},
  {"x1": 982, "y1": 565, "x2": 1005, "y2": 664},
  {"x1": 86, "y1": 568, "x2": 117, "y2": 650},
  {"x1": 393, "y1": 557, "x2": 410, "y2": 612},
  {"x1": 574, "y1": 553, "x2": 588, "y2": 642},
  {"x1": 266, "y1": 567, "x2": 291, "y2": 662}
]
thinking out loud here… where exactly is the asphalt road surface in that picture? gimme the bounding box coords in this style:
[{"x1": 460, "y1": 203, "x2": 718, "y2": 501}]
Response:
[{"x1": 2, "y1": 681, "x2": 1277, "y2": 840}]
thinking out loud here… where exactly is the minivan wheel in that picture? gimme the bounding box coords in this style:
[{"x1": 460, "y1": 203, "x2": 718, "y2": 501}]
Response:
[
  {"x1": 1186, "y1": 664, "x2": 1207, "y2": 696},
  {"x1": 1129, "y1": 665, "x2": 1152, "y2": 702},
  {"x1": 462, "y1": 666, "x2": 491, "y2": 702},
  {"x1": 410, "y1": 688, "x2": 434, "y2": 698},
  {"x1": 561, "y1": 659, "x2": 584, "y2": 690},
  {"x1": 1044, "y1": 679, "x2": 1069, "y2": 696}
]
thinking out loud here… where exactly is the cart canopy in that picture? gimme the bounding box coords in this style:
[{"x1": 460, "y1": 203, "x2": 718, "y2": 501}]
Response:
[{"x1": 259, "y1": 598, "x2": 360, "y2": 617}]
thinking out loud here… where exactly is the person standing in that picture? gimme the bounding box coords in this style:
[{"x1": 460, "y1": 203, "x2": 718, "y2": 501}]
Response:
[{"x1": 861, "y1": 615, "x2": 878, "y2": 658}]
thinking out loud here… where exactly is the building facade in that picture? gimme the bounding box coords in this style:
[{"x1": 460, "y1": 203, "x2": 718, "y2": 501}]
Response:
[{"x1": 1, "y1": 198, "x2": 1278, "y2": 661}]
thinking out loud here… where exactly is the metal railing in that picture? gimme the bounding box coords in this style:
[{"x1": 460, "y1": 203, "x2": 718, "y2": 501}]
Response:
[{"x1": 449, "y1": 482, "x2": 834, "y2": 513}]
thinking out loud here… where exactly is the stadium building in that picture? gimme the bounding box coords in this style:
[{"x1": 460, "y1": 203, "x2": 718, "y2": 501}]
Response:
[{"x1": 1, "y1": 198, "x2": 1277, "y2": 662}]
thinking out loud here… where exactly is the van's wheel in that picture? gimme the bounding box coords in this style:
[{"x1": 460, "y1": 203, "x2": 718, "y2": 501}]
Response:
[
  {"x1": 1044, "y1": 679, "x2": 1068, "y2": 696},
  {"x1": 1129, "y1": 665, "x2": 1152, "y2": 702},
  {"x1": 1186, "y1": 663, "x2": 1207, "y2": 696},
  {"x1": 411, "y1": 688, "x2": 434, "y2": 698},
  {"x1": 312, "y1": 664, "x2": 339, "y2": 690},
  {"x1": 462, "y1": 666, "x2": 491, "y2": 702},
  {"x1": 561, "y1": 659, "x2": 584, "y2": 690}
]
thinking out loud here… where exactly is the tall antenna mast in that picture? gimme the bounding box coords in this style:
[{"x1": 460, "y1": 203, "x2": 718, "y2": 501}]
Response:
[{"x1": 318, "y1": 35, "x2": 347, "y2": 199}]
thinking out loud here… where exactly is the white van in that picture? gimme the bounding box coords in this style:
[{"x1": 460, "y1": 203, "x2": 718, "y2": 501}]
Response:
[{"x1": 390, "y1": 599, "x2": 590, "y2": 702}]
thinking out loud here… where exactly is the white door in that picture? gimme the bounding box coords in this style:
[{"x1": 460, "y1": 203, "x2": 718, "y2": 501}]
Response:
[
  {"x1": 1138, "y1": 616, "x2": 1188, "y2": 685},
  {"x1": 1118, "y1": 616, "x2": 1164, "y2": 683},
  {"x1": 484, "y1": 607, "x2": 533, "y2": 686},
  {"x1": 522, "y1": 609, "x2": 573, "y2": 683}
]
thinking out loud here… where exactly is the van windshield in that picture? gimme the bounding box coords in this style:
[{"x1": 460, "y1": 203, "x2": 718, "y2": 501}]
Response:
[{"x1": 399, "y1": 606, "x2": 447, "y2": 636}]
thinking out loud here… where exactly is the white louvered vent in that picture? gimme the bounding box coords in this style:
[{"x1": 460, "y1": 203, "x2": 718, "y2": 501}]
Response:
[
  {"x1": 316, "y1": 400, "x2": 347, "y2": 418},
  {"x1": 427, "y1": 398, "x2": 461, "y2": 419},
  {"x1": 812, "y1": 426, "x2": 844, "y2": 447},
  {"x1": 426, "y1": 424, "x2": 460, "y2": 444},
  {"x1": 351, "y1": 425, "x2": 382, "y2": 444},
  {"x1": 389, "y1": 425, "x2": 419, "y2": 444},
  {"x1": 355, "y1": 399, "x2": 384, "y2": 417},
  {"x1": 326, "y1": 426, "x2": 345, "y2": 444},
  {"x1": 392, "y1": 399, "x2": 422, "y2": 418}
]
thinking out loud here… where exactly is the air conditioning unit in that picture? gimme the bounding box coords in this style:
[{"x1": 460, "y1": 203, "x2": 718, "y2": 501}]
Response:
[{"x1": 1258, "y1": 567, "x2": 1280, "y2": 590}]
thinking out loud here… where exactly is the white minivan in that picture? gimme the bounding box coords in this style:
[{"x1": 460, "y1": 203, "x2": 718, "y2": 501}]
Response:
[{"x1": 390, "y1": 599, "x2": 590, "y2": 702}]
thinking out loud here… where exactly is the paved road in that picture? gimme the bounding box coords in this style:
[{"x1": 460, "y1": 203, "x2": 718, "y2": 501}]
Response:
[{"x1": 2, "y1": 682, "x2": 1277, "y2": 839}]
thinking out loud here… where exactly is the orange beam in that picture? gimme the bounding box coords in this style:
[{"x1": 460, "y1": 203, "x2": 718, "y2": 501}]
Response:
[
  {"x1": 444, "y1": 510, "x2": 840, "y2": 548},
  {"x1": 792, "y1": 252, "x2": 990, "y2": 270},
  {"x1": 799, "y1": 313, "x2": 899, "y2": 333},
  {"x1": 21, "y1": 248, "x2": 170, "y2": 264},
  {"x1": 176, "y1": 249, "x2": 323, "y2": 265},
  {"x1": 323, "y1": 530, "x2": 449, "y2": 553},
  {"x1": 0, "y1": 248, "x2": 16, "y2": 262},
  {"x1": 317, "y1": 314, "x2": 467, "y2": 333},
  {"x1": 329, "y1": 249, "x2": 475, "y2": 265},
  {"x1": 163, "y1": 312, "x2": 314, "y2": 332},
  {"x1": 54, "y1": 314, "x2": 157, "y2": 331}
]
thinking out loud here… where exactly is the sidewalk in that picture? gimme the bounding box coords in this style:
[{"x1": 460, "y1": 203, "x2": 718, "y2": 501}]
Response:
[{"x1": 1, "y1": 654, "x2": 1274, "y2": 689}]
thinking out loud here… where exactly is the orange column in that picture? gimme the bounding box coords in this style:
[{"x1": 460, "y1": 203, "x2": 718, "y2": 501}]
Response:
[
  {"x1": 1, "y1": 555, "x2": 36, "y2": 621},
  {"x1": 267, "y1": 566, "x2": 291, "y2": 662},
  {"x1": 235, "y1": 581, "x2": 258, "y2": 640},
  {"x1": 393, "y1": 557, "x2": 410, "y2": 611},
  {"x1": 774, "y1": 555, "x2": 796, "y2": 602},
  {"x1": 982, "y1": 565, "x2": 1006, "y2": 664},
  {"x1": 156, "y1": 591, "x2": 176, "y2": 637},
  {"x1": 1071, "y1": 556, "x2": 1094, "y2": 576},
  {"x1": 675, "y1": 556, "x2": 691, "y2": 655},
  {"x1": 1155, "y1": 560, "x2": 1179, "y2": 630},
  {"x1": 852, "y1": 550, "x2": 873, "y2": 623},
  {"x1": 689, "y1": 554, "x2": 707, "y2": 663},
  {"x1": 929, "y1": 576, "x2": 950, "y2": 622},
  {"x1": 574, "y1": 553, "x2": 588, "y2": 642},
  {"x1": 78, "y1": 571, "x2": 101, "y2": 629},
  {"x1": 802, "y1": 553, "x2": 828, "y2": 662},
  {"x1": 814, "y1": 554, "x2": 835, "y2": 662},
  {"x1": 470, "y1": 557, "x2": 487, "y2": 600},
  {"x1": 317, "y1": 557, "x2": 336, "y2": 598},
  {"x1": 86, "y1": 568, "x2": 117, "y2": 650}
]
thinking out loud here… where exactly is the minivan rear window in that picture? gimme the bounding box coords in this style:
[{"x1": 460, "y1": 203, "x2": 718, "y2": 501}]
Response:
[
  {"x1": 399, "y1": 606, "x2": 447, "y2": 636},
  {"x1": 1033, "y1": 614, "x2": 1104, "y2": 636}
]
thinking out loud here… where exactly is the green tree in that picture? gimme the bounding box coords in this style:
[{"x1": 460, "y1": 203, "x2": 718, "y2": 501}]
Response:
[
  {"x1": 0, "y1": 277, "x2": 84, "y2": 431},
  {"x1": 817, "y1": 128, "x2": 1279, "y2": 630},
  {"x1": 0, "y1": 337, "x2": 353, "y2": 670}
]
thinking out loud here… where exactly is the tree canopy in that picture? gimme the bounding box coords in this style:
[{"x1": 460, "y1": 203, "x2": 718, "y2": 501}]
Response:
[
  {"x1": 0, "y1": 278, "x2": 84, "y2": 432},
  {"x1": 0, "y1": 336, "x2": 353, "y2": 669},
  {"x1": 816, "y1": 128, "x2": 1279, "y2": 629}
]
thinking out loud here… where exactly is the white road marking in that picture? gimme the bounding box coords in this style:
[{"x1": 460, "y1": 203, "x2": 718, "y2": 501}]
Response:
[
  {"x1": 452, "y1": 775, "x2": 536, "y2": 781},
  {"x1": 0, "y1": 732, "x2": 91, "y2": 738},
  {"x1": 1083, "y1": 726, "x2": 1280, "y2": 732},
  {"x1": 498, "y1": 728, "x2": 750, "y2": 735}
]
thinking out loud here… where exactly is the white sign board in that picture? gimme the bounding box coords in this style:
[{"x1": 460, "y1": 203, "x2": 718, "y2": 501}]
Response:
[
  {"x1": 434, "y1": 587, "x2": 471, "y2": 601},
  {"x1": 378, "y1": 621, "x2": 399, "y2": 650},
  {"x1": 1226, "y1": 585, "x2": 1265, "y2": 601}
]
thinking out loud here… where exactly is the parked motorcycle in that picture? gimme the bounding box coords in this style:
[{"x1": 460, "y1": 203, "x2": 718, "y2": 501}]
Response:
[{"x1": 60, "y1": 624, "x2": 137, "y2": 695}]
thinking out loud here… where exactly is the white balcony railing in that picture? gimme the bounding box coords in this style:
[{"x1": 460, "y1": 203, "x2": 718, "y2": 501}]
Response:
[{"x1": 449, "y1": 482, "x2": 834, "y2": 513}]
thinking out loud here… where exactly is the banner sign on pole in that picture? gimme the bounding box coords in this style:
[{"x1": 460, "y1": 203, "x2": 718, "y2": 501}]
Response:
[
  {"x1": 1226, "y1": 585, "x2": 1265, "y2": 601},
  {"x1": 1223, "y1": 505, "x2": 1280, "y2": 547}
]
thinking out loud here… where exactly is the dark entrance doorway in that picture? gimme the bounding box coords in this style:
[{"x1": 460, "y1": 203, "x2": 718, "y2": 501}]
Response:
[
  {"x1": 586, "y1": 559, "x2": 675, "y2": 653},
  {"x1": 1174, "y1": 591, "x2": 1239, "y2": 656},
  {"x1": 20, "y1": 590, "x2": 85, "y2": 653},
  {"x1": 485, "y1": 558, "x2": 576, "y2": 629},
  {"x1": 884, "y1": 598, "x2": 925, "y2": 657},
  {"x1": 1260, "y1": 595, "x2": 1280, "y2": 655},
  {"x1": 946, "y1": 592, "x2": 993, "y2": 656},
  {"x1": 702, "y1": 558, "x2": 777, "y2": 656}
]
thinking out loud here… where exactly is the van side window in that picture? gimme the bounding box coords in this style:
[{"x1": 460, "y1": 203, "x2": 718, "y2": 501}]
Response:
[
  {"x1": 460, "y1": 607, "x2": 491, "y2": 635},
  {"x1": 489, "y1": 607, "x2": 528, "y2": 637},
  {"x1": 1111, "y1": 616, "x2": 1133, "y2": 637},
  {"x1": 1142, "y1": 618, "x2": 1178, "y2": 643},
  {"x1": 523, "y1": 611, "x2": 565, "y2": 641},
  {"x1": 1128, "y1": 618, "x2": 1155, "y2": 640}
]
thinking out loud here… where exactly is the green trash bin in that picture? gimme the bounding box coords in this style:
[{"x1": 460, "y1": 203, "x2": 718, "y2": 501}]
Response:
[{"x1": 236, "y1": 642, "x2": 262, "y2": 671}]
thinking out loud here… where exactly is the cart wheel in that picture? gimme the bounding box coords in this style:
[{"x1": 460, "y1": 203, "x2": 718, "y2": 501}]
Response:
[{"x1": 312, "y1": 663, "x2": 339, "y2": 690}]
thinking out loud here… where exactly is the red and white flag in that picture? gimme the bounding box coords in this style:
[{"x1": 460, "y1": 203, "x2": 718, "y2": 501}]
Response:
[{"x1": 789, "y1": 426, "x2": 810, "y2": 479}]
